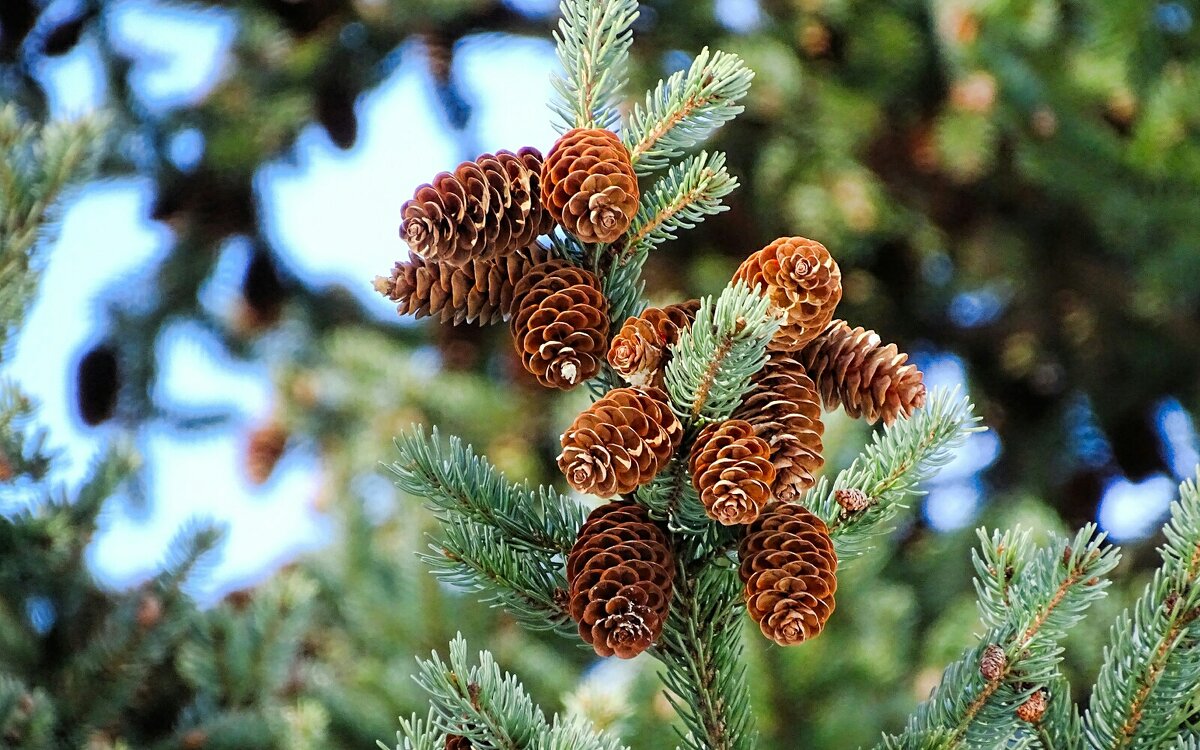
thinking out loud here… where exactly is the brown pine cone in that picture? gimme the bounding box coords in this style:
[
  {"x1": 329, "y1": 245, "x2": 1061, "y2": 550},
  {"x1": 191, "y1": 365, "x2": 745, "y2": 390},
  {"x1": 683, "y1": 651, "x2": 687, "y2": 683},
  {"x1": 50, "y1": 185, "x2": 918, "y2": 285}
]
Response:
[
  {"x1": 798, "y1": 320, "x2": 927, "y2": 425},
  {"x1": 688, "y1": 420, "x2": 776, "y2": 525},
  {"x1": 558, "y1": 387, "x2": 682, "y2": 496},
  {"x1": 541, "y1": 128, "x2": 639, "y2": 243},
  {"x1": 373, "y1": 243, "x2": 553, "y2": 325},
  {"x1": 245, "y1": 422, "x2": 288, "y2": 485},
  {"x1": 510, "y1": 263, "x2": 609, "y2": 388},
  {"x1": 444, "y1": 735, "x2": 472, "y2": 750},
  {"x1": 739, "y1": 502, "x2": 838, "y2": 646},
  {"x1": 1016, "y1": 690, "x2": 1048, "y2": 723},
  {"x1": 732, "y1": 237, "x2": 842, "y2": 351},
  {"x1": 401, "y1": 148, "x2": 554, "y2": 264},
  {"x1": 732, "y1": 355, "x2": 825, "y2": 502},
  {"x1": 607, "y1": 299, "x2": 701, "y2": 388},
  {"x1": 566, "y1": 501, "x2": 674, "y2": 658}
]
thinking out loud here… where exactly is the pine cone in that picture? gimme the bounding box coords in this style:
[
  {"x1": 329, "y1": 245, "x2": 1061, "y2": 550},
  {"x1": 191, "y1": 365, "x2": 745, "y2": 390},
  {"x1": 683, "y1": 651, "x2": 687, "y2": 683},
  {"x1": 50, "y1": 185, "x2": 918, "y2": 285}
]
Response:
[
  {"x1": 1016, "y1": 690, "x2": 1048, "y2": 723},
  {"x1": 558, "y1": 387, "x2": 682, "y2": 496},
  {"x1": 541, "y1": 128, "x2": 639, "y2": 243},
  {"x1": 510, "y1": 263, "x2": 609, "y2": 388},
  {"x1": 374, "y1": 244, "x2": 553, "y2": 325},
  {"x1": 567, "y1": 501, "x2": 674, "y2": 658},
  {"x1": 979, "y1": 644, "x2": 1006, "y2": 681},
  {"x1": 732, "y1": 355, "x2": 825, "y2": 502},
  {"x1": 444, "y1": 735, "x2": 472, "y2": 750},
  {"x1": 733, "y1": 237, "x2": 842, "y2": 351},
  {"x1": 245, "y1": 422, "x2": 288, "y2": 485},
  {"x1": 401, "y1": 148, "x2": 553, "y2": 264},
  {"x1": 739, "y1": 502, "x2": 837, "y2": 645},
  {"x1": 607, "y1": 300, "x2": 701, "y2": 388},
  {"x1": 798, "y1": 320, "x2": 927, "y2": 425},
  {"x1": 688, "y1": 419, "x2": 776, "y2": 525}
]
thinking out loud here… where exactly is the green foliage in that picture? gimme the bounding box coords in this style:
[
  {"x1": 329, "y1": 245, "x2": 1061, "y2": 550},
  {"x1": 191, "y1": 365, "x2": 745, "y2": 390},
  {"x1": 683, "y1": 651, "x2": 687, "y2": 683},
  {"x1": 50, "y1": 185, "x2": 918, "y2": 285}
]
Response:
[
  {"x1": 1083, "y1": 474, "x2": 1200, "y2": 749},
  {"x1": 663, "y1": 282, "x2": 777, "y2": 425},
  {"x1": 624, "y1": 48, "x2": 753, "y2": 174},
  {"x1": 808, "y1": 389, "x2": 983, "y2": 561},
  {"x1": 550, "y1": 0, "x2": 639, "y2": 132},
  {"x1": 625, "y1": 151, "x2": 738, "y2": 258}
]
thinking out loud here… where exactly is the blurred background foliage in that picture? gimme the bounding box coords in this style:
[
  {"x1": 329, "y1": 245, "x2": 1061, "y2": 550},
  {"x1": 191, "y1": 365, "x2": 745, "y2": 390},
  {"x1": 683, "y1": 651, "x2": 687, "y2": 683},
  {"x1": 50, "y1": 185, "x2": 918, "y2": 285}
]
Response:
[{"x1": 1, "y1": 0, "x2": 1198, "y2": 746}]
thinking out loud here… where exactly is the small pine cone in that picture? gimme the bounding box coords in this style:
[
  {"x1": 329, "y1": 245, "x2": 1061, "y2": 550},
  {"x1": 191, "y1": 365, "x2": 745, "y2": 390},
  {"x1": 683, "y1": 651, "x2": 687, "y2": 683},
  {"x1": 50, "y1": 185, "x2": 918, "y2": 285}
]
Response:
[
  {"x1": 732, "y1": 237, "x2": 842, "y2": 351},
  {"x1": 566, "y1": 501, "x2": 674, "y2": 658},
  {"x1": 0, "y1": 454, "x2": 13, "y2": 483},
  {"x1": 444, "y1": 735, "x2": 472, "y2": 750},
  {"x1": 607, "y1": 300, "x2": 701, "y2": 388},
  {"x1": 688, "y1": 419, "x2": 776, "y2": 525},
  {"x1": 979, "y1": 644, "x2": 1007, "y2": 681},
  {"x1": 739, "y1": 502, "x2": 838, "y2": 646},
  {"x1": 558, "y1": 387, "x2": 682, "y2": 496},
  {"x1": 541, "y1": 128, "x2": 639, "y2": 243},
  {"x1": 799, "y1": 320, "x2": 927, "y2": 425},
  {"x1": 245, "y1": 422, "x2": 288, "y2": 485},
  {"x1": 732, "y1": 355, "x2": 825, "y2": 502},
  {"x1": 510, "y1": 264, "x2": 609, "y2": 388},
  {"x1": 834, "y1": 488, "x2": 871, "y2": 513},
  {"x1": 401, "y1": 148, "x2": 553, "y2": 264},
  {"x1": 1016, "y1": 689, "x2": 1048, "y2": 723},
  {"x1": 374, "y1": 244, "x2": 553, "y2": 325}
]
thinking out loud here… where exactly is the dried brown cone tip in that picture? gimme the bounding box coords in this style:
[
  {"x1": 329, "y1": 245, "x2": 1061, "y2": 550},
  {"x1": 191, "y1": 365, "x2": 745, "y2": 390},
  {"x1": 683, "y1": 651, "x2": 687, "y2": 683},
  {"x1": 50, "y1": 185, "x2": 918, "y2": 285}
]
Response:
[
  {"x1": 799, "y1": 319, "x2": 927, "y2": 425},
  {"x1": 732, "y1": 355, "x2": 825, "y2": 502},
  {"x1": 510, "y1": 263, "x2": 609, "y2": 389},
  {"x1": 558, "y1": 386, "x2": 682, "y2": 496},
  {"x1": 541, "y1": 128, "x2": 639, "y2": 243},
  {"x1": 979, "y1": 644, "x2": 1007, "y2": 681},
  {"x1": 245, "y1": 422, "x2": 288, "y2": 485},
  {"x1": 374, "y1": 243, "x2": 553, "y2": 326},
  {"x1": 739, "y1": 502, "x2": 838, "y2": 645},
  {"x1": 732, "y1": 236, "x2": 842, "y2": 351},
  {"x1": 608, "y1": 299, "x2": 702, "y2": 388},
  {"x1": 566, "y1": 500, "x2": 674, "y2": 658},
  {"x1": 401, "y1": 147, "x2": 554, "y2": 264},
  {"x1": 444, "y1": 735, "x2": 472, "y2": 750},
  {"x1": 1016, "y1": 689, "x2": 1048, "y2": 723},
  {"x1": 689, "y1": 419, "x2": 776, "y2": 526}
]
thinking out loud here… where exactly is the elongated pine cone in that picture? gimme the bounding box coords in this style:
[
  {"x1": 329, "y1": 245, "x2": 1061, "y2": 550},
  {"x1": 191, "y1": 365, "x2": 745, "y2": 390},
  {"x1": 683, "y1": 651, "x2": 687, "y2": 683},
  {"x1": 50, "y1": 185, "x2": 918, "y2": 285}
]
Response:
[
  {"x1": 733, "y1": 237, "x2": 842, "y2": 351},
  {"x1": 732, "y1": 355, "x2": 825, "y2": 502},
  {"x1": 373, "y1": 244, "x2": 552, "y2": 325},
  {"x1": 510, "y1": 263, "x2": 609, "y2": 388},
  {"x1": 689, "y1": 419, "x2": 776, "y2": 525},
  {"x1": 541, "y1": 128, "x2": 638, "y2": 243},
  {"x1": 799, "y1": 319, "x2": 927, "y2": 425},
  {"x1": 567, "y1": 501, "x2": 674, "y2": 658},
  {"x1": 608, "y1": 300, "x2": 701, "y2": 388},
  {"x1": 739, "y1": 502, "x2": 838, "y2": 646},
  {"x1": 401, "y1": 148, "x2": 553, "y2": 264},
  {"x1": 245, "y1": 422, "x2": 288, "y2": 485},
  {"x1": 558, "y1": 387, "x2": 682, "y2": 496}
]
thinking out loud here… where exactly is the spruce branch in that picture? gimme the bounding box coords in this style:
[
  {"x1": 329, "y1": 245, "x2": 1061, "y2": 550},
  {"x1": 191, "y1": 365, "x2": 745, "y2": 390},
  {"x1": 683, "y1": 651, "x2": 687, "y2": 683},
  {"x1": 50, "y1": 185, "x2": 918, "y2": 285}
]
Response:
[
  {"x1": 807, "y1": 387, "x2": 982, "y2": 561},
  {"x1": 624, "y1": 48, "x2": 753, "y2": 174},
  {"x1": 663, "y1": 282, "x2": 778, "y2": 425},
  {"x1": 382, "y1": 709, "x2": 443, "y2": 750},
  {"x1": 549, "y1": 0, "x2": 638, "y2": 132},
  {"x1": 885, "y1": 525, "x2": 1119, "y2": 749},
  {"x1": 654, "y1": 555, "x2": 755, "y2": 750},
  {"x1": 410, "y1": 636, "x2": 628, "y2": 750},
  {"x1": 625, "y1": 151, "x2": 737, "y2": 258},
  {"x1": 389, "y1": 426, "x2": 588, "y2": 556},
  {"x1": 1083, "y1": 473, "x2": 1200, "y2": 750}
]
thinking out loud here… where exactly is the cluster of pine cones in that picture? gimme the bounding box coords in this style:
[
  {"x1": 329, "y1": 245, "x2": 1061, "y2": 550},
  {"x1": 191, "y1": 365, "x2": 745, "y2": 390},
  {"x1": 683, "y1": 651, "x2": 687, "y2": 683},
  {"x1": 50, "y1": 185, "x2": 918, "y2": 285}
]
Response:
[{"x1": 377, "y1": 128, "x2": 927, "y2": 659}]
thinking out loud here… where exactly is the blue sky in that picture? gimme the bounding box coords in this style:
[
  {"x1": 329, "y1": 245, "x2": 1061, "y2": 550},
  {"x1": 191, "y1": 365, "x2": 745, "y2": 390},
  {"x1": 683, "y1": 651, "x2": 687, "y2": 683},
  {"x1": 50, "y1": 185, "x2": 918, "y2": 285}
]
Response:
[{"x1": 4, "y1": 0, "x2": 1193, "y2": 600}]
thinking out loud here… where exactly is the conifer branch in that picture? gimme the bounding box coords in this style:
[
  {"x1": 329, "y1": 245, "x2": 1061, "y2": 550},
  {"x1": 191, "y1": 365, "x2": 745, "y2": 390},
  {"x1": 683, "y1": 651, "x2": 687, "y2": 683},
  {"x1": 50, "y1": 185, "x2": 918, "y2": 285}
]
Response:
[
  {"x1": 1083, "y1": 473, "x2": 1200, "y2": 749},
  {"x1": 807, "y1": 388, "x2": 982, "y2": 561},
  {"x1": 884, "y1": 526, "x2": 1118, "y2": 749},
  {"x1": 549, "y1": 0, "x2": 638, "y2": 132},
  {"x1": 625, "y1": 151, "x2": 737, "y2": 258},
  {"x1": 407, "y1": 636, "x2": 628, "y2": 750},
  {"x1": 654, "y1": 556, "x2": 755, "y2": 750},
  {"x1": 383, "y1": 709, "x2": 442, "y2": 750},
  {"x1": 624, "y1": 49, "x2": 753, "y2": 174},
  {"x1": 663, "y1": 283, "x2": 778, "y2": 425}
]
